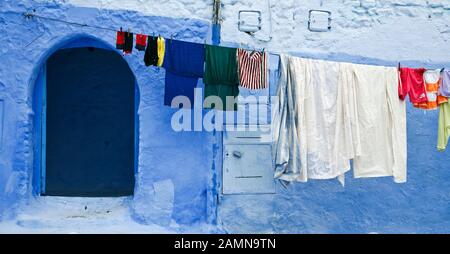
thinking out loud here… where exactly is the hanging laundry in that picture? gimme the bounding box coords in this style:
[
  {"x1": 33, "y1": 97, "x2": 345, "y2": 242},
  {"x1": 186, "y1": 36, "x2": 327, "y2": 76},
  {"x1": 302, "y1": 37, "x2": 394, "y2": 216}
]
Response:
[
  {"x1": 437, "y1": 100, "x2": 450, "y2": 151},
  {"x1": 346, "y1": 64, "x2": 407, "y2": 183},
  {"x1": 157, "y1": 36, "x2": 165, "y2": 67},
  {"x1": 339, "y1": 62, "x2": 362, "y2": 166},
  {"x1": 398, "y1": 67, "x2": 427, "y2": 104},
  {"x1": 273, "y1": 55, "x2": 356, "y2": 184},
  {"x1": 237, "y1": 48, "x2": 268, "y2": 89},
  {"x1": 144, "y1": 36, "x2": 158, "y2": 66},
  {"x1": 123, "y1": 31, "x2": 134, "y2": 54},
  {"x1": 274, "y1": 56, "x2": 407, "y2": 184},
  {"x1": 268, "y1": 53, "x2": 280, "y2": 97},
  {"x1": 135, "y1": 34, "x2": 147, "y2": 51},
  {"x1": 413, "y1": 69, "x2": 447, "y2": 110},
  {"x1": 116, "y1": 31, "x2": 125, "y2": 50},
  {"x1": 162, "y1": 39, "x2": 205, "y2": 107},
  {"x1": 439, "y1": 69, "x2": 450, "y2": 97},
  {"x1": 204, "y1": 45, "x2": 239, "y2": 111},
  {"x1": 273, "y1": 54, "x2": 303, "y2": 182}
]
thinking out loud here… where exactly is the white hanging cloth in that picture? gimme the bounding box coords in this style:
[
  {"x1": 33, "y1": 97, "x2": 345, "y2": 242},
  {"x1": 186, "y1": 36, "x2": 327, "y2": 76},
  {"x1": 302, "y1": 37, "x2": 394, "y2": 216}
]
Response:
[
  {"x1": 343, "y1": 63, "x2": 407, "y2": 183},
  {"x1": 273, "y1": 55, "x2": 407, "y2": 184},
  {"x1": 273, "y1": 54, "x2": 304, "y2": 182},
  {"x1": 274, "y1": 55, "x2": 355, "y2": 184}
]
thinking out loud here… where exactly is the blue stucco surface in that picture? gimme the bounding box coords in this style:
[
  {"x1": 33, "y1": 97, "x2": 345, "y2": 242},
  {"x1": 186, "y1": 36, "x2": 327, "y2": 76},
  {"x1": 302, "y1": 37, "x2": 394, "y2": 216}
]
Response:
[
  {"x1": 0, "y1": 0, "x2": 450, "y2": 233},
  {"x1": 217, "y1": 53, "x2": 450, "y2": 233},
  {"x1": 0, "y1": 0, "x2": 214, "y2": 226}
]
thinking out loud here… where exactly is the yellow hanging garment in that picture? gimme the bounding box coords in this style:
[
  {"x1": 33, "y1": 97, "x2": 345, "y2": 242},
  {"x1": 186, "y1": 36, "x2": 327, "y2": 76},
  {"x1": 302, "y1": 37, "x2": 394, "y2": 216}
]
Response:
[{"x1": 157, "y1": 36, "x2": 165, "y2": 67}]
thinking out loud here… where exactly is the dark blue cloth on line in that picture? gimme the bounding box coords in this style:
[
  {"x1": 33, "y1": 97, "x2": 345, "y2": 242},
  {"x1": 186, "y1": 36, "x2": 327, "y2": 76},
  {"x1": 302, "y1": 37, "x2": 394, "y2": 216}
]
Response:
[
  {"x1": 163, "y1": 40, "x2": 205, "y2": 108},
  {"x1": 163, "y1": 39, "x2": 205, "y2": 77},
  {"x1": 164, "y1": 71, "x2": 198, "y2": 107}
]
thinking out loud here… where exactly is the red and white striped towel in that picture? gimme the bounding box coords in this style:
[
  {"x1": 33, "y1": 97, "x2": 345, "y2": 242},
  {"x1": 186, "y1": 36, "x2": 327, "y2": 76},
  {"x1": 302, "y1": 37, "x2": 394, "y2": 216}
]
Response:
[{"x1": 237, "y1": 48, "x2": 268, "y2": 90}]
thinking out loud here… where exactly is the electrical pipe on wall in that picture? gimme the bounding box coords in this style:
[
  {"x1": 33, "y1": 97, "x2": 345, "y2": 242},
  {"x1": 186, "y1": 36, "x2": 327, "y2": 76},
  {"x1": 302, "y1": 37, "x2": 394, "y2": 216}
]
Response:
[{"x1": 212, "y1": 0, "x2": 221, "y2": 45}]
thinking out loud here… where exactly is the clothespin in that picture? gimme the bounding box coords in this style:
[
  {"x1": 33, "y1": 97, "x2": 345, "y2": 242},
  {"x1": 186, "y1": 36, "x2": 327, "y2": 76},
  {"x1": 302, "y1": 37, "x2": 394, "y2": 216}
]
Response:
[
  {"x1": 398, "y1": 62, "x2": 401, "y2": 71},
  {"x1": 120, "y1": 27, "x2": 122, "y2": 32}
]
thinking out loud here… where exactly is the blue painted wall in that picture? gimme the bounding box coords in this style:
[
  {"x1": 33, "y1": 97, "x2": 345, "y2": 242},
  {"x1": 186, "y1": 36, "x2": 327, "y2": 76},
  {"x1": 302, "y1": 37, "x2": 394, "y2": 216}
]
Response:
[
  {"x1": 1, "y1": 0, "x2": 450, "y2": 233},
  {"x1": 217, "y1": 51, "x2": 450, "y2": 233},
  {"x1": 0, "y1": 0, "x2": 213, "y2": 225}
]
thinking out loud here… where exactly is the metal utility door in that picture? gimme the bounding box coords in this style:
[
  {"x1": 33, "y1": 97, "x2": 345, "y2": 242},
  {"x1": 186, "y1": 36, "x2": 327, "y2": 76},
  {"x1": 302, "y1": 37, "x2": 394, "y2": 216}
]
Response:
[{"x1": 222, "y1": 125, "x2": 275, "y2": 194}]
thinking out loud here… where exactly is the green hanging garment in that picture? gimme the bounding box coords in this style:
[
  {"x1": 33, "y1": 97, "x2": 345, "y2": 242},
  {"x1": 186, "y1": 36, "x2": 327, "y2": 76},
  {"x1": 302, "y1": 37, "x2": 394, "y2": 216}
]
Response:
[
  {"x1": 437, "y1": 100, "x2": 450, "y2": 151},
  {"x1": 203, "y1": 45, "x2": 239, "y2": 111}
]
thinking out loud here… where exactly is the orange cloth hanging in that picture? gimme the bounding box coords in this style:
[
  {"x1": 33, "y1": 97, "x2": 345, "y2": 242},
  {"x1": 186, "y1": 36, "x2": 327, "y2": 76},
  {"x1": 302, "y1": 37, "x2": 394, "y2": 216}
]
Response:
[{"x1": 413, "y1": 69, "x2": 447, "y2": 110}]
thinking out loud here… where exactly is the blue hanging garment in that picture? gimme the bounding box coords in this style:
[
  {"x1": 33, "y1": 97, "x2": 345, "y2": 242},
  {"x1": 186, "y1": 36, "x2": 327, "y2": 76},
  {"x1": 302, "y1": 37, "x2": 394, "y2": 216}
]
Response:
[{"x1": 162, "y1": 39, "x2": 205, "y2": 108}]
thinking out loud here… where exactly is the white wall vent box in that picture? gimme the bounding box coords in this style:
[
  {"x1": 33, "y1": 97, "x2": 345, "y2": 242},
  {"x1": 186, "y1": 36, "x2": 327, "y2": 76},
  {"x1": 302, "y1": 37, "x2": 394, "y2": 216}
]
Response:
[
  {"x1": 222, "y1": 125, "x2": 275, "y2": 195},
  {"x1": 238, "y1": 10, "x2": 262, "y2": 33},
  {"x1": 308, "y1": 10, "x2": 332, "y2": 32}
]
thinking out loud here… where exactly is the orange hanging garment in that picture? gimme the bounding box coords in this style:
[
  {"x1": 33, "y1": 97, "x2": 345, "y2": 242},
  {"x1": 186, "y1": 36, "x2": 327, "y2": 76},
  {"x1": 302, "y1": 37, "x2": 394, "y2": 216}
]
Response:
[{"x1": 413, "y1": 69, "x2": 447, "y2": 110}]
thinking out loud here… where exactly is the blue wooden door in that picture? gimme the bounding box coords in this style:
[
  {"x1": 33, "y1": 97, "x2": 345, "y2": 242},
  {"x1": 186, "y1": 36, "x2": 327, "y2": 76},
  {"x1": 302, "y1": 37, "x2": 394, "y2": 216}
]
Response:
[{"x1": 42, "y1": 47, "x2": 136, "y2": 197}]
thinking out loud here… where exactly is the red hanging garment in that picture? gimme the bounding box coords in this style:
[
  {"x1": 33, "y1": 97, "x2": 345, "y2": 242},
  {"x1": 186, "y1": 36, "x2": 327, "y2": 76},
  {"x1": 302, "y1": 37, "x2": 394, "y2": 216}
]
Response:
[
  {"x1": 116, "y1": 31, "x2": 125, "y2": 50},
  {"x1": 135, "y1": 34, "x2": 147, "y2": 51},
  {"x1": 398, "y1": 67, "x2": 428, "y2": 103}
]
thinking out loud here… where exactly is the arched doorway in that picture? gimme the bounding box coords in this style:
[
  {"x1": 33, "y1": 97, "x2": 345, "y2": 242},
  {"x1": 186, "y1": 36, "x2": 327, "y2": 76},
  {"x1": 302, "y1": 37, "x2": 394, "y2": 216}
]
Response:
[{"x1": 33, "y1": 44, "x2": 137, "y2": 197}]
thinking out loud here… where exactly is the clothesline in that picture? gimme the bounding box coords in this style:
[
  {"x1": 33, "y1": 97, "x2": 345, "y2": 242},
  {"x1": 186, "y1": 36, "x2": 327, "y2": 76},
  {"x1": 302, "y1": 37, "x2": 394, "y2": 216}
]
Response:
[
  {"x1": 18, "y1": 10, "x2": 450, "y2": 186},
  {"x1": 22, "y1": 11, "x2": 448, "y2": 70},
  {"x1": 24, "y1": 11, "x2": 118, "y2": 32}
]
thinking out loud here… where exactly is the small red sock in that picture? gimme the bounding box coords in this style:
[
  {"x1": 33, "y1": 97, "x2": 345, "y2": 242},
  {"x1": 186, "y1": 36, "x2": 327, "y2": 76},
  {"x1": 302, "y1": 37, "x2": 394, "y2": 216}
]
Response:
[
  {"x1": 116, "y1": 31, "x2": 125, "y2": 50},
  {"x1": 135, "y1": 34, "x2": 147, "y2": 51}
]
